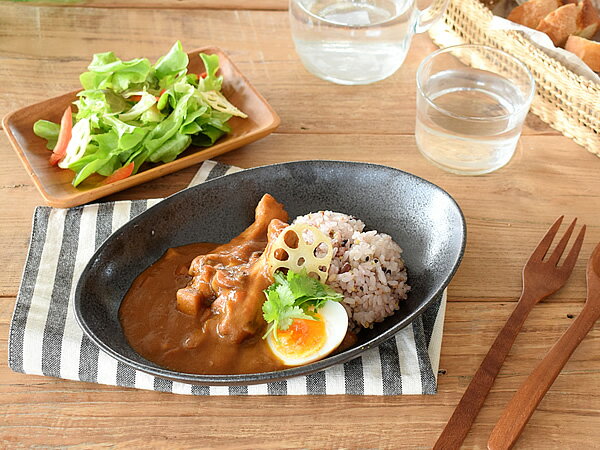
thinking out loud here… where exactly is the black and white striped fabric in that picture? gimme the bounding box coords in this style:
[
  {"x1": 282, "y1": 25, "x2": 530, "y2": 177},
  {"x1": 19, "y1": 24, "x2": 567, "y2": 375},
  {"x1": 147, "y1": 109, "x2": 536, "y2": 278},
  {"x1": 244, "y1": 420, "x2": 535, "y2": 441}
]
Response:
[{"x1": 8, "y1": 160, "x2": 447, "y2": 395}]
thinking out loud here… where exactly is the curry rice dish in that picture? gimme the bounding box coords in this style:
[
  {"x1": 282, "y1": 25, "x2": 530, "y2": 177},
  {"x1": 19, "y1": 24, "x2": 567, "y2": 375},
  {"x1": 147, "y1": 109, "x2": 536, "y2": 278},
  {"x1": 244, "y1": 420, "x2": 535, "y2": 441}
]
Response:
[{"x1": 119, "y1": 194, "x2": 410, "y2": 375}]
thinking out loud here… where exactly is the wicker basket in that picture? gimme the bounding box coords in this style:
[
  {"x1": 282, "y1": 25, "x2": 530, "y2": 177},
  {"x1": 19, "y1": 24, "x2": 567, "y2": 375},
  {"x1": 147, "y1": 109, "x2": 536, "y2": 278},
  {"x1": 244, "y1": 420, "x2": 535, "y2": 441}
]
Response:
[{"x1": 428, "y1": 0, "x2": 600, "y2": 156}]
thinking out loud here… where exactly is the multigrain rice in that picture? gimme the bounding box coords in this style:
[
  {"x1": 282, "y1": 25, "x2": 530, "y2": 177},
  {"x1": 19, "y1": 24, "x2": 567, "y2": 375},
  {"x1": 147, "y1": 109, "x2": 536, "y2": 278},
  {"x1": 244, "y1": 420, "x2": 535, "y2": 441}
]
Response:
[{"x1": 293, "y1": 211, "x2": 410, "y2": 331}]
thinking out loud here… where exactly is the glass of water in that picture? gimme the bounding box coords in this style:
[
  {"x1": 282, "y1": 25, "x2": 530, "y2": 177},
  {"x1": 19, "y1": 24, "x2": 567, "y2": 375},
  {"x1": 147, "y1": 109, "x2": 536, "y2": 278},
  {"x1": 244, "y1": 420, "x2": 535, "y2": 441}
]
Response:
[
  {"x1": 290, "y1": 0, "x2": 448, "y2": 85},
  {"x1": 415, "y1": 45, "x2": 535, "y2": 175}
]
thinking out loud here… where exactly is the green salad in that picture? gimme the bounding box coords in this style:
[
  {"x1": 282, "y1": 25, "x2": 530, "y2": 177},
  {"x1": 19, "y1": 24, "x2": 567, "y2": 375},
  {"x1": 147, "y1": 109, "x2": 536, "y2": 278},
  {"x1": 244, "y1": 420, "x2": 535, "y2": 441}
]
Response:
[{"x1": 33, "y1": 41, "x2": 246, "y2": 187}]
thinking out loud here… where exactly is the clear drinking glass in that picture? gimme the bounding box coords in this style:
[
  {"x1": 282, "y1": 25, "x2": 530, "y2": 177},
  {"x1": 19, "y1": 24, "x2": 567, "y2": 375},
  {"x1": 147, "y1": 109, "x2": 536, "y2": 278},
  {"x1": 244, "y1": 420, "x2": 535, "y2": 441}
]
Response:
[
  {"x1": 415, "y1": 45, "x2": 535, "y2": 175},
  {"x1": 289, "y1": 0, "x2": 448, "y2": 85}
]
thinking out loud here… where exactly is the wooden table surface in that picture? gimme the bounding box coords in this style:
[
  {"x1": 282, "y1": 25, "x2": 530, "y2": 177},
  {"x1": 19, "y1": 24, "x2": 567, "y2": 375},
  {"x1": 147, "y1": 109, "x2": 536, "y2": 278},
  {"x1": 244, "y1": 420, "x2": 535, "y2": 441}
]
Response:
[{"x1": 1, "y1": 1, "x2": 599, "y2": 448}]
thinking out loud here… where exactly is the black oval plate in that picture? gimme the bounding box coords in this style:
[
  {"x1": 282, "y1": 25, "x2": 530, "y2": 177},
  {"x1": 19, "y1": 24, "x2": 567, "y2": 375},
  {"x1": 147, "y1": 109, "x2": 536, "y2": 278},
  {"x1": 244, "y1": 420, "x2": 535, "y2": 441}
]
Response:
[{"x1": 74, "y1": 160, "x2": 466, "y2": 385}]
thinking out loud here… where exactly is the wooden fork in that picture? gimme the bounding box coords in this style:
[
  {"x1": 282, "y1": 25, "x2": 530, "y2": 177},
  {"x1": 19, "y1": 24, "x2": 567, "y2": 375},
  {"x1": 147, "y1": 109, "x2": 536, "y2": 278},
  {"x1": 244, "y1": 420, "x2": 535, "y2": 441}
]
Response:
[
  {"x1": 433, "y1": 216, "x2": 586, "y2": 450},
  {"x1": 488, "y1": 241, "x2": 600, "y2": 450}
]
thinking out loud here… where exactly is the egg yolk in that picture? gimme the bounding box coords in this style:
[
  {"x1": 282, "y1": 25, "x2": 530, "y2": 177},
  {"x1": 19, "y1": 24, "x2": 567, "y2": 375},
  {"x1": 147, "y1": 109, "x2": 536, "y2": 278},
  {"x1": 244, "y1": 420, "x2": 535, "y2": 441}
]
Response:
[{"x1": 272, "y1": 316, "x2": 327, "y2": 358}]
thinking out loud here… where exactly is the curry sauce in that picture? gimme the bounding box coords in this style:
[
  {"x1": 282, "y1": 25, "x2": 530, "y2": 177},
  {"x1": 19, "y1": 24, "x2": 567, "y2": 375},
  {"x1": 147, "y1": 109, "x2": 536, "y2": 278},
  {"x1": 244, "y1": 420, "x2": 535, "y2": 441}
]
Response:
[
  {"x1": 119, "y1": 242, "x2": 286, "y2": 374},
  {"x1": 119, "y1": 194, "x2": 289, "y2": 375}
]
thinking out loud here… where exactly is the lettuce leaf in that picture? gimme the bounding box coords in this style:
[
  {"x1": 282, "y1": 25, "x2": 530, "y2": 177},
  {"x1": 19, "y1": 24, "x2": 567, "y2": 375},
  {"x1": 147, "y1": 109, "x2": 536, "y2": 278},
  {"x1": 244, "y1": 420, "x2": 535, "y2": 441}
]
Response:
[
  {"x1": 33, "y1": 120, "x2": 60, "y2": 150},
  {"x1": 147, "y1": 132, "x2": 192, "y2": 163},
  {"x1": 80, "y1": 52, "x2": 152, "y2": 92},
  {"x1": 198, "y1": 53, "x2": 223, "y2": 92},
  {"x1": 153, "y1": 41, "x2": 189, "y2": 80}
]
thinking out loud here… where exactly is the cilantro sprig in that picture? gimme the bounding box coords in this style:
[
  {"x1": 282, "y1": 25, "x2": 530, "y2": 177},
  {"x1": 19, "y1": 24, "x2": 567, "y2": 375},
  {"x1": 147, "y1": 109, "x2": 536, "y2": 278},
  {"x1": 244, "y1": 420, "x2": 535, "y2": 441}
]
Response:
[{"x1": 262, "y1": 269, "x2": 343, "y2": 341}]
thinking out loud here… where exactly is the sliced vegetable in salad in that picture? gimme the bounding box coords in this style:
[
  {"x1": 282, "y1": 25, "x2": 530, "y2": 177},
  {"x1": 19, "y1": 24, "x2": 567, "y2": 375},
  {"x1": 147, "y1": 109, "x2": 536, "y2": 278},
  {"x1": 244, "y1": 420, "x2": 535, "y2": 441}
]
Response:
[{"x1": 33, "y1": 41, "x2": 247, "y2": 187}]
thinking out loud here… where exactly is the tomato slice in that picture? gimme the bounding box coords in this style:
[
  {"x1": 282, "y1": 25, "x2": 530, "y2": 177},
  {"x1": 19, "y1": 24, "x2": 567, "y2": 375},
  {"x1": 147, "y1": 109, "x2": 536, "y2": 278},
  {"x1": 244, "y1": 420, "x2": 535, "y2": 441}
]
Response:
[
  {"x1": 132, "y1": 93, "x2": 161, "y2": 102},
  {"x1": 102, "y1": 162, "x2": 135, "y2": 185},
  {"x1": 49, "y1": 106, "x2": 73, "y2": 166}
]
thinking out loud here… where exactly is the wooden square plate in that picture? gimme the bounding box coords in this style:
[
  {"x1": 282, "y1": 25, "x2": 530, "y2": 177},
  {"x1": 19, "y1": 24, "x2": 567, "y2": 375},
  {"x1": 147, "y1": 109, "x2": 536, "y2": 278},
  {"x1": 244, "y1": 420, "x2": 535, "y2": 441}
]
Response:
[{"x1": 2, "y1": 47, "x2": 280, "y2": 208}]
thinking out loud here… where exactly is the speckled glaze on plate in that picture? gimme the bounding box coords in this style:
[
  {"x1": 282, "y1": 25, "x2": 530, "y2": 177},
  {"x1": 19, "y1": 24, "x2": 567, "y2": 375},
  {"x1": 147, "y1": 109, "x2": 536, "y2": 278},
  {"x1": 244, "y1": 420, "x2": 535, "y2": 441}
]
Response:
[{"x1": 74, "y1": 160, "x2": 466, "y2": 385}]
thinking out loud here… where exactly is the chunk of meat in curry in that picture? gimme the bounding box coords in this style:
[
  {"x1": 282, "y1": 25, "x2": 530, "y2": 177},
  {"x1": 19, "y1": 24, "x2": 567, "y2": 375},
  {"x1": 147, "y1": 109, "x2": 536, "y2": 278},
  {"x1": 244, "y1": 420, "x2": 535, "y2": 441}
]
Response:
[{"x1": 176, "y1": 194, "x2": 289, "y2": 343}]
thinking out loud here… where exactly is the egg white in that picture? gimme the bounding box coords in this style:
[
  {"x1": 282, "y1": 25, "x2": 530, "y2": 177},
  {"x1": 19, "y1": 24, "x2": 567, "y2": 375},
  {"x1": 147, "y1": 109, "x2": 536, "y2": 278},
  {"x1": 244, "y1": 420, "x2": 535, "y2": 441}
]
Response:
[{"x1": 266, "y1": 300, "x2": 349, "y2": 367}]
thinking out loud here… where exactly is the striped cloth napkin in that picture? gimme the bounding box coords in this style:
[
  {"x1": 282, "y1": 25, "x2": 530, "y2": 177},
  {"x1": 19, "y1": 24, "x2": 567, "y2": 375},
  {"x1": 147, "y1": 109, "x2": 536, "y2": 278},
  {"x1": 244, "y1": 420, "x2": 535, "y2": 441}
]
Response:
[{"x1": 8, "y1": 160, "x2": 447, "y2": 395}]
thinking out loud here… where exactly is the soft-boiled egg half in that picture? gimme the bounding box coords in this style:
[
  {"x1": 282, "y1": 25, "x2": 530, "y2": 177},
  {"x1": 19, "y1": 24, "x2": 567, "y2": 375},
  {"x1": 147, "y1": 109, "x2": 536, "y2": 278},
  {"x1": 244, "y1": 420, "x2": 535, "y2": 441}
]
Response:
[{"x1": 266, "y1": 300, "x2": 349, "y2": 367}]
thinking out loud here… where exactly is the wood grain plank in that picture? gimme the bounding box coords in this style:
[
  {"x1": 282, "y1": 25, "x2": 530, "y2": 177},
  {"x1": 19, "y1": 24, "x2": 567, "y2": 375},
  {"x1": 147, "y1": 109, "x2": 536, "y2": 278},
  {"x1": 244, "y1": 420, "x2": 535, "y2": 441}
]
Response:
[
  {"x1": 1, "y1": 299, "x2": 598, "y2": 448},
  {"x1": 0, "y1": 4, "x2": 561, "y2": 138},
  {"x1": 7, "y1": 0, "x2": 289, "y2": 10}
]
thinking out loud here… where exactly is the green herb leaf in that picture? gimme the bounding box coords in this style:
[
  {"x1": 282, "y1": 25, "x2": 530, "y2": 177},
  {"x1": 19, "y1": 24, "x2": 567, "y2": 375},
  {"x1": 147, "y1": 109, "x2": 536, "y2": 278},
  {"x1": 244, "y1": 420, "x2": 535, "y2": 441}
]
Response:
[{"x1": 262, "y1": 269, "x2": 343, "y2": 341}]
